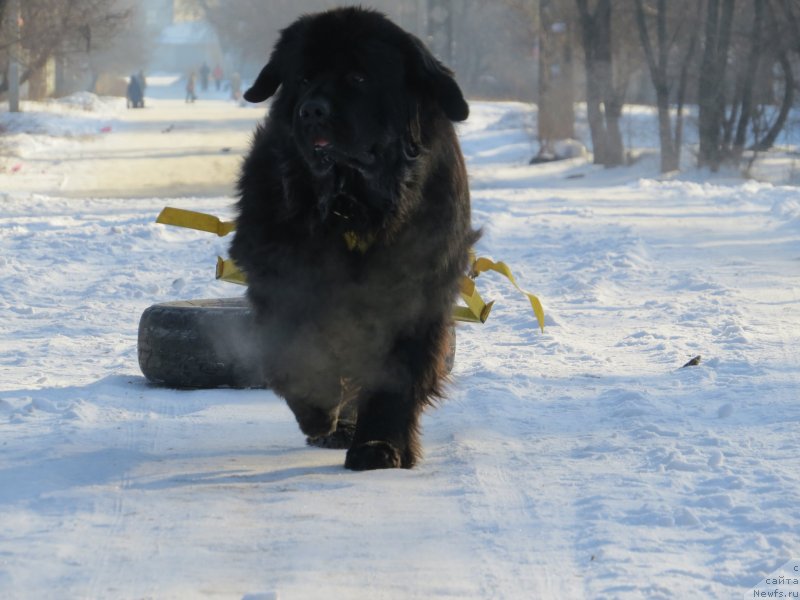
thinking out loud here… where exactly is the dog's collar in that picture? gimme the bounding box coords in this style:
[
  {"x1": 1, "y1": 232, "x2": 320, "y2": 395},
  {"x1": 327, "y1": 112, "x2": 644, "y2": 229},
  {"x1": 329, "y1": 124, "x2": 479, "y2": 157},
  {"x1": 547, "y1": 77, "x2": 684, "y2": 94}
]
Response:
[
  {"x1": 342, "y1": 230, "x2": 374, "y2": 253},
  {"x1": 327, "y1": 177, "x2": 376, "y2": 253},
  {"x1": 331, "y1": 207, "x2": 374, "y2": 253}
]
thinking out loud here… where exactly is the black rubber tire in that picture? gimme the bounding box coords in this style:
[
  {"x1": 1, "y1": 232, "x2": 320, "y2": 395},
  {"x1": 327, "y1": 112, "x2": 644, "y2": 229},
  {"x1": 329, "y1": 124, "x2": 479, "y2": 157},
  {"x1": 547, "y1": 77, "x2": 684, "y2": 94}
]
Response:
[
  {"x1": 137, "y1": 297, "x2": 456, "y2": 389},
  {"x1": 138, "y1": 297, "x2": 265, "y2": 388}
]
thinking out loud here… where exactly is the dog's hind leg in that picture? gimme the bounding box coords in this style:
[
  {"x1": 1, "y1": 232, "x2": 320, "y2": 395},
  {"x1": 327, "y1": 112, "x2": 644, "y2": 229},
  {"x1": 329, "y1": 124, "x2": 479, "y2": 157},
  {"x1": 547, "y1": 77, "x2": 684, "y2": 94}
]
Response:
[
  {"x1": 306, "y1": 379, "x2": 359, "y2": 449},
  {"x1": 284, "y1": 395, "x2": 340, "y2": 438},
  {"x1": 272, "y1": 367, "x2": 343, "y2": 440}
]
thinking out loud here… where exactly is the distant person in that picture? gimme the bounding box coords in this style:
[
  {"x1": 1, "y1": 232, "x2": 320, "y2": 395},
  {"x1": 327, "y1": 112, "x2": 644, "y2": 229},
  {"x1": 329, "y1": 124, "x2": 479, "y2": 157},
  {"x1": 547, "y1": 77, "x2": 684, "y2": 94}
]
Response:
[
  {"x1": 230, "y1": 72, "x2": 241, "y2": 101},
  {"x1": 185, "y1": 71, "x2": 197, "y2": 103},
  {"x1": 213, "y1": 64, "x2": 223, "y2": 91},
  {"x1": 137, "y1": 70, "x2": 147, "y2": 99},
  {"x1": 200, "y1": 62, "x2": 210, "y2": 92},
  {"x1": 126, "y1": 73, "x2": 144, "y2": 108}
]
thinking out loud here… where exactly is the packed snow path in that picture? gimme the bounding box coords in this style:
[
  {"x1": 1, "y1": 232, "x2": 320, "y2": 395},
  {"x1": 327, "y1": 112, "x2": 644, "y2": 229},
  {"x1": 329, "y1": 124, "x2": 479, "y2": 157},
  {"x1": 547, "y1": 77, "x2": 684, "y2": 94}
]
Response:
[
  {"x1": 0, "y1": 93, "x2": 254, "y2": 199},
  {"x1": 1, "y1": 94, "x2": 799, "y2": 599}
]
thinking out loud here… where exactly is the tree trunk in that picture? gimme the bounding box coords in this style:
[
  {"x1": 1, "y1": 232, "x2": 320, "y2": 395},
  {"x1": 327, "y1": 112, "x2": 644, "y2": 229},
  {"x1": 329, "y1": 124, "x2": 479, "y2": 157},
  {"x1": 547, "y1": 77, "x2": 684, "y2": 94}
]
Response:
[
  {"x1": 538, "y1": 0, "x2": 575, "y2": 148},
  {"x1": 674, "y1": 4, "x2": 702, "y2": 161},
  {"x1": 604, "y1": 95, "x2": 624, "y2": 165},
  {"x1": 698, "y1": 0, "x2": 736, "y2": 171},
  {"x1": 753, "y1": 50, "x2": 794, "y2": 151},
  {"x1": 576, "y1": 0, "x2": 624, "y2": 167},
  {"x1": 634, "y1": 0, "x2": 678, "y2": 173},
  {"x1": 28, "y1": 64, "x2": 50, "y2": 101},
  {"x1": 751, "y1": 0, "x2": 800, "y2": 152},
  {"x1": 698, "y1": 0, "x2": 720, "y2": 168},
  {"x1": 732, "y1": 0, "x2": 764, "y2": 159}
]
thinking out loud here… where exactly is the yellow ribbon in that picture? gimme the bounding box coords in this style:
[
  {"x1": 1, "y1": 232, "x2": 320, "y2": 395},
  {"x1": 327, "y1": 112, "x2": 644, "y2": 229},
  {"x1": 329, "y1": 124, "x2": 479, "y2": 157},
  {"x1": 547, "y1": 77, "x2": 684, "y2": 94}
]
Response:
[
  {"x1": 468, "y1": 256, "x2": 545, "y2": 332},
  {"x1": 157, "y1": 207, "x2": 236, "y2": 237},
  {"x1": 156, "y1": 207, "x2": 544, "y2": 331},
  {"x1": 215, "y1": 256, "x2": 247, "y2": 285},
  {"x1": 455, "y1": 275, "x2": 494, "y2": 323}
]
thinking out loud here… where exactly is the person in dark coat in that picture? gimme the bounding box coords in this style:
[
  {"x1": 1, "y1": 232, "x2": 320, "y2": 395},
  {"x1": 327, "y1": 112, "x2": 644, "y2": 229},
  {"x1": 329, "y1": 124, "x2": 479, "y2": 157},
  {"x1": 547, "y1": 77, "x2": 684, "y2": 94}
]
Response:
[{"x1": 126, "y1": 73, "x2": 143, "y2": 108}]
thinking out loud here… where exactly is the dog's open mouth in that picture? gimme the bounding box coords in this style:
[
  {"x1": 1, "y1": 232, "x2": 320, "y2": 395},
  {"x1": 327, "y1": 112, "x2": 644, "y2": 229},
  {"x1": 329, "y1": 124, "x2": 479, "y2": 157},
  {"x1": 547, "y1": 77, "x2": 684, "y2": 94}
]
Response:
[
  {"x1": 306, "y1": 134, "x2": 376, "y2": 173},
  {"x1": 313, "y1": 136, "x2": 331, "y2": 150}
]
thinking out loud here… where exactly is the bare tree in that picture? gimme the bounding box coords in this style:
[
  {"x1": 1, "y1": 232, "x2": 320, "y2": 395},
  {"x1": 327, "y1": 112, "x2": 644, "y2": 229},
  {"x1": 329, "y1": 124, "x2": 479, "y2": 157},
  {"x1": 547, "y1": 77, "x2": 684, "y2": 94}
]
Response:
[
  {"x1": 752, "y1": 0, "x2": 799, "y2": 151},
  {"x1": 0, "y1": 0, "x2": 132, "y2": 99},
  {"x1": 575, "y1": 0, "x2": 625, "y2": 166},
  {"x1": 692, "y1": 0, "x2": 798, "y2": 170},
  {"x1": 697, "y1": 0, "x2": 736, "y2": 171},
  {"x1": 537, "y1": 0, "x2": 576, "y2": 149},
  {"x1": 728, "y1": 1, "x2": 764, "y2": 159},
  {"x1": 84, "y1": 1, "x2": 155, "y2": 93},
  {"x1": 633, "y1": 0, "x2": 700, "y2": 173}
]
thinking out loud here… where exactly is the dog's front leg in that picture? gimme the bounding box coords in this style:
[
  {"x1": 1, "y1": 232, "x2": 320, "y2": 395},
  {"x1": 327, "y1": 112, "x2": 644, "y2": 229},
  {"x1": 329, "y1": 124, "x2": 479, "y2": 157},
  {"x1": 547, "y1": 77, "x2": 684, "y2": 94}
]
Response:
[
  {"x1": 344, "y1": 321, "x2": 450, "y2": 470},
  {"x1": 344, "y1": 388, "x2": 420, "y2": 470}
]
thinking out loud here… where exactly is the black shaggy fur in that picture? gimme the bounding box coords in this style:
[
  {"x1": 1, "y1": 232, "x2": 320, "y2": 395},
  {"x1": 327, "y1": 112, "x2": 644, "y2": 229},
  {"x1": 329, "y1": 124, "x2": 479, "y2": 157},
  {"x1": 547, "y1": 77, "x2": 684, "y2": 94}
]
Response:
[{"x1": 230, "y1": 7, "x2": 478, "y2": 470}]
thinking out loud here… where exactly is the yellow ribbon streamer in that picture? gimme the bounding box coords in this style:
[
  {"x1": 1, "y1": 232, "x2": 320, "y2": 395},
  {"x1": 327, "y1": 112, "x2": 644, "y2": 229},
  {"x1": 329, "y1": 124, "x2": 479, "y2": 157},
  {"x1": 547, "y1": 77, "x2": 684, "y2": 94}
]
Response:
[
  {"x1": 215, "y1": 257, "x2": 247, "y2": 285},
  {"x1": 156, "y1": 207, "x2": 544, "y2": 331},
  {"x1": 469, "y1": 257, "x2": 546, "y2": 332},
  {"x1": 456, "y1": 275, "x2": 494, "y2": 323},
  {"x1": 157, "y1": 207, "x2": 236, "y2": 237}
]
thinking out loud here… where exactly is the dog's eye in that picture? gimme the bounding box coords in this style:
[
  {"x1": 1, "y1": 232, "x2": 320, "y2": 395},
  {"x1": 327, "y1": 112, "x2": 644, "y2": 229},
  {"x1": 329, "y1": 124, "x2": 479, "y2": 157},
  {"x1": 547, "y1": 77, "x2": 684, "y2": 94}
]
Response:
[{"x1": 347, "y1": 72, "x2": 367, "y2": 86}]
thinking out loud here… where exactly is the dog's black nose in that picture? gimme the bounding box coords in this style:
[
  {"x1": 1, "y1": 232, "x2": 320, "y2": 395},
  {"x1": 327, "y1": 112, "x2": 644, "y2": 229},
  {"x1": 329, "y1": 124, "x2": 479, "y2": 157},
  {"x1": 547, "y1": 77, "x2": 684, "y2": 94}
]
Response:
[{"x1": 299, "y1": 98, "x2": 331, "y2": 124}]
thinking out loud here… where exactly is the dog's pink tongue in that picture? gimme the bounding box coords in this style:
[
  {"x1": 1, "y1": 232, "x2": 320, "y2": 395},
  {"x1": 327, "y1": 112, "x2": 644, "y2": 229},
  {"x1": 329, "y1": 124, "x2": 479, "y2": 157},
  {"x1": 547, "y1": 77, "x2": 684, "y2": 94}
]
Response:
[{"x1": 314, "y1": 137, "x2": 331, "y2": 148}]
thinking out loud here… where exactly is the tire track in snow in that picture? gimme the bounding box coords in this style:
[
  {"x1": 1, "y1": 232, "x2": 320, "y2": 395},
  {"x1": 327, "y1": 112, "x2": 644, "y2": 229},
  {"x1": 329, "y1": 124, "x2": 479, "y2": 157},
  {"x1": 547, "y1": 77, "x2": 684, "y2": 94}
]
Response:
[
  {"x1": 439, "y1": 393, "x2": 585, "y2": 598},
  {"x1": 84, "y1": 417, "x2": 138, "y2": 599},
  {"x1": 80, "y1": 386, "x2": 206, "y2": 598}
]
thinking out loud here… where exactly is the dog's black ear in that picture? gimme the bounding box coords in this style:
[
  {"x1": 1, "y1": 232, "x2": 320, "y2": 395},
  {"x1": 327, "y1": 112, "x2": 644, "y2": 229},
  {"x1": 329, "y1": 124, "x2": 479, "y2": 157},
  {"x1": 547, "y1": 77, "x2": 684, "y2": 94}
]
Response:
[
  {"x1": 406, "y1": 36, "x2": 469, "y2": 122},
  {"x1": 244, "y1": 62, "x2": 280, "y2": 103},
  {"x1": 243, "y1": 18, "x2": 309, "y2": 103}
]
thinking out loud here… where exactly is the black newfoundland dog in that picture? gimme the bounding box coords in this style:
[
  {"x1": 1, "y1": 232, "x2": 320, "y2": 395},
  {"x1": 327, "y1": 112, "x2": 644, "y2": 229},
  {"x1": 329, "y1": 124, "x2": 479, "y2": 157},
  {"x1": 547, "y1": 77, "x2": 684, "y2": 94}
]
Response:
[{"x1": 230, "y1": 7, "x2": 478, "y2": 470}]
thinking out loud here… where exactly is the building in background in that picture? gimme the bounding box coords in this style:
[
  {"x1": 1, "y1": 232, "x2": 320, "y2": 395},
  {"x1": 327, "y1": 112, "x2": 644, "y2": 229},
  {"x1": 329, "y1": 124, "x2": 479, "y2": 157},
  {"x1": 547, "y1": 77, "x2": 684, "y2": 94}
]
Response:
[{"x1": 142, "y1": 0, "x2": 222, "y2": 74}]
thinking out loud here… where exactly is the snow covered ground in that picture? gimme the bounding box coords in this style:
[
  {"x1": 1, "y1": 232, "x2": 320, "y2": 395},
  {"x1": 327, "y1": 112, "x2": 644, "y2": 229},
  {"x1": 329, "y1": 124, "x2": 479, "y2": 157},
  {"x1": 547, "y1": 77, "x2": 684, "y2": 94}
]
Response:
[{"x1": 1, "y1": 78, "x2": 799, "y2": 599}]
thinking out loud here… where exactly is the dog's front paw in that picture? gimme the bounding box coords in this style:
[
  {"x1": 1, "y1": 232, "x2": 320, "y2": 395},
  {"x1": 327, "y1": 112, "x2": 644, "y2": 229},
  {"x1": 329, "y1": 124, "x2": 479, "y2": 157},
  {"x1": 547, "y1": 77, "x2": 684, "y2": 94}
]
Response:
[{"x1": 345, "y1": 441, "x2": 403, "y2": 470}]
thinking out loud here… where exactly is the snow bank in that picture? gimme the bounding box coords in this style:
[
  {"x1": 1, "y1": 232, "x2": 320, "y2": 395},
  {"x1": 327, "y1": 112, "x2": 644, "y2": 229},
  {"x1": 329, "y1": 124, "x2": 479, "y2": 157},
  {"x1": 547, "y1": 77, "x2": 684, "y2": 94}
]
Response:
[{"x1": 0, "y1": 93, "x2": 122, "y2": 162}]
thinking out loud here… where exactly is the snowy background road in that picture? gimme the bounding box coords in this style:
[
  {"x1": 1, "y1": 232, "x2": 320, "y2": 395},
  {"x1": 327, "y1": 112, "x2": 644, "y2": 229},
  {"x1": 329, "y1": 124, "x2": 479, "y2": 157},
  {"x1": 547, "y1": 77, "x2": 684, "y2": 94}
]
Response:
[{"x1": 1, "y1": 78, "x2": 799, "y2": 599}]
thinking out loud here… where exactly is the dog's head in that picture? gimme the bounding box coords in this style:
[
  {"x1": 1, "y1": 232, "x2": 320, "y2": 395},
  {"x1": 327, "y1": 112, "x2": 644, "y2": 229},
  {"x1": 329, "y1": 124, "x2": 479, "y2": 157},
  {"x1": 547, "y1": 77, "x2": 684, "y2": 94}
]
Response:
[{"x1": 244, "y1": 7, "x2": 468, "y2": 178}]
